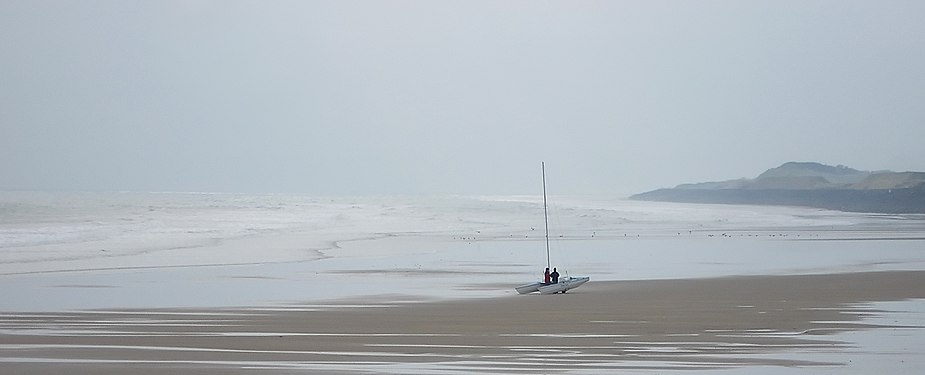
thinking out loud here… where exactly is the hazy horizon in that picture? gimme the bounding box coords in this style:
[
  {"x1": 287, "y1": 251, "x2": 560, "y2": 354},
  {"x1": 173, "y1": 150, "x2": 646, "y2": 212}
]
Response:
[{"x1": 3, "y1": 1, "x2": 924, "y2": 196}]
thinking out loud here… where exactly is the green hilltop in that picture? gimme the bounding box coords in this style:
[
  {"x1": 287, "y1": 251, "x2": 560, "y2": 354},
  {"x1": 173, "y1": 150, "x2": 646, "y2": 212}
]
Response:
[{"x1": 632, "y1": 162, "x2": 925, "y2": 214}]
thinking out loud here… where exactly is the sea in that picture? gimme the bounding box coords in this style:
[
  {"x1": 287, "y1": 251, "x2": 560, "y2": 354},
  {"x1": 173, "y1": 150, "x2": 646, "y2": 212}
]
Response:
[
  {"x1": 2, "y1": 191, "x2": 924, "y2": 312},
  {"x1": 3, "y1": 191, "x2": 925, "y2": 374}
]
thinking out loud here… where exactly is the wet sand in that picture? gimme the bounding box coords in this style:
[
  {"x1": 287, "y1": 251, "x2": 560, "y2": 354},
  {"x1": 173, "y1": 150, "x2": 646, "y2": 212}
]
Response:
[{"x1": 3, "y1": 270, "x2": 925, "y2": 374}]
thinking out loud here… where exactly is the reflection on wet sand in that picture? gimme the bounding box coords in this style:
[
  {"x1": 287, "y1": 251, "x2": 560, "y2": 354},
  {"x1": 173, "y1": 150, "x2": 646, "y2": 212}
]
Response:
[{"x1": 2, "y1": 271, "x2": 924, "y2": 374}]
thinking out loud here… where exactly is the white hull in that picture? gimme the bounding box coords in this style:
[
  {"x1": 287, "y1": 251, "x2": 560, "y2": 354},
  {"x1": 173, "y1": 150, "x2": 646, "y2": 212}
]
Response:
[
  {"x1": 537, "y1": 276, "x2": 590, "y2": 295},
  {"x1": 515, "y1": 282, "x2": 543, "y2": 294}
]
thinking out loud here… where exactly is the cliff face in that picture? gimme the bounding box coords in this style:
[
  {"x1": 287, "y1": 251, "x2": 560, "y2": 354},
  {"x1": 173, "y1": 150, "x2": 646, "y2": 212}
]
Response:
[{"x1": 631, "y1": 162, "x2": 925, "y2": 214}]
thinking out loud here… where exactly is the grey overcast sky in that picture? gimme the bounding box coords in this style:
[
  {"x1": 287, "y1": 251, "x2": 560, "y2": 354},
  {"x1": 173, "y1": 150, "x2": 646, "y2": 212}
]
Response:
[{"x1": 2, "y1": 1, "x2": 924, "y2": 196}]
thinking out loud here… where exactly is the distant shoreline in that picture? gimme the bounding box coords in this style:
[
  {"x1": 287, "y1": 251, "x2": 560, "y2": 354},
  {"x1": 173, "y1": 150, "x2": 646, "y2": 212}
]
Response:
[
  {"x1": 631, "y1": 185, "x2": 925, "y2": 214},
  {"x1": 631, "y1": 162, "x2": 925, "y2": 214}
]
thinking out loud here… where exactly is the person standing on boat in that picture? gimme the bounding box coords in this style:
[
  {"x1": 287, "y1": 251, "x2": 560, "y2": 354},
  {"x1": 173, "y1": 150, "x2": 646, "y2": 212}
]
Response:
[
  {"x1": 544, "y1": 267, "x2": 551, "y2": 284},
  {"x1": 550, "y1": 268, "x2": 560, "y2": 284}
]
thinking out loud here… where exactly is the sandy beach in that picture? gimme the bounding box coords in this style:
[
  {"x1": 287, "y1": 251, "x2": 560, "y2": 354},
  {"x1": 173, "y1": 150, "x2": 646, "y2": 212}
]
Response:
[
  {"x1": 3, "y1": 270, "x2": 924, "y2": 374},
  {"x1": 2, "y1": 193, "x2": 925, "y2": 373}
]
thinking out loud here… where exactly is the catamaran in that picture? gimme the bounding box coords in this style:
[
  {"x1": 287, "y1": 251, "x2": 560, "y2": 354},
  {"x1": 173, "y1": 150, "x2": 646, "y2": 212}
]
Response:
[{"x1": 515, "y1": 163, "x2": 589, "y2": 295}]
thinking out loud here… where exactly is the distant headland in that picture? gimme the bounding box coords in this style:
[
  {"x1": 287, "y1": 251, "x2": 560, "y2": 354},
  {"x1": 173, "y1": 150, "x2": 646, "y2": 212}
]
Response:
[{"x1": 631, "y1": 162, "x2": 925, "y2": 214}]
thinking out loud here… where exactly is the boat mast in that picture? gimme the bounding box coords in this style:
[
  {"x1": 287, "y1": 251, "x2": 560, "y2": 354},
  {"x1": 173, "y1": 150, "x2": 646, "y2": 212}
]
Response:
[{"x1": 542, "y1": 162, "x2": 550, "y2": 269}]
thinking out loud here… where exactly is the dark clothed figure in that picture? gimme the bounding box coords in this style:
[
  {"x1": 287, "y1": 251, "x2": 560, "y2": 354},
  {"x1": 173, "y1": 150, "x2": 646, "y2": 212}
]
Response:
[{"x1": 550, "y1": 268, "x2": 560, "y2": 284}]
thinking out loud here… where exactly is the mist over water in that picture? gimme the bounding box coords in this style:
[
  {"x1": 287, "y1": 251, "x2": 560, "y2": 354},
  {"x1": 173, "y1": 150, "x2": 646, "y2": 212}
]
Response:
[{"x1": 2, "y1": 192, "x2": 923, "y2": 311}]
